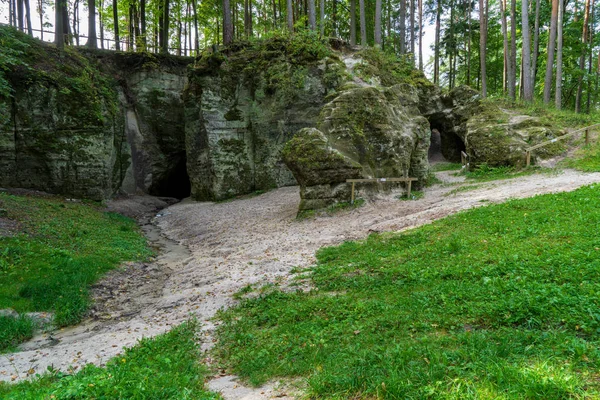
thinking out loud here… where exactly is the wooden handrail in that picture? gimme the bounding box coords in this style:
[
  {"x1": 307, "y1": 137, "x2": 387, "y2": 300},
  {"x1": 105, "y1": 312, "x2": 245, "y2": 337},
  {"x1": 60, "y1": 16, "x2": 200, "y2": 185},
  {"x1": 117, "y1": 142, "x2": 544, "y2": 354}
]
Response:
[{"x1": 525, "y1": 122, "x2": 600, "y2": 166}]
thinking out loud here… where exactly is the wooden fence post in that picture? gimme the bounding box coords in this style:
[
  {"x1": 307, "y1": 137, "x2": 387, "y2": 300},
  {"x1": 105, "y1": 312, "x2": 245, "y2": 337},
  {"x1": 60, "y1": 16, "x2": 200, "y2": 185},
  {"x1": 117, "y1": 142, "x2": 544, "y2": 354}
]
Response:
[
  {"x1": 526, "y1": 151, "x2": 531, "y2": 167},
  {"x1": 586, "y1": 129, "x2": 590, "y2": 145}
]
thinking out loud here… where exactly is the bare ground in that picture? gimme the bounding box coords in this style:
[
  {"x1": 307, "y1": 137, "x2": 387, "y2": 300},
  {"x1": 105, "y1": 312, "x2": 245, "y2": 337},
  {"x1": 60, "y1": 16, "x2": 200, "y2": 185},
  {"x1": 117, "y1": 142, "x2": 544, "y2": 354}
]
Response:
[{"x1": 3, "y1": 169, "x2": 600, "y2": 399}]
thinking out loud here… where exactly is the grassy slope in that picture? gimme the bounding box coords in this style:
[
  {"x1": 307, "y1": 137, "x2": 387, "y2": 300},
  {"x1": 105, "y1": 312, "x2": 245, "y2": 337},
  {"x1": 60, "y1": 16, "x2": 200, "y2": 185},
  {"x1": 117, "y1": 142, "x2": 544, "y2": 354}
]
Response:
[
  {"x1": 215, "y1": 184, "x2": 600, "y2": 399},
  {"x1": 0, "y1": 320, "x2": 220, "y2": 399},
  {"x1": 0, "y1": 192, "x2": 150, "y2": 350}
]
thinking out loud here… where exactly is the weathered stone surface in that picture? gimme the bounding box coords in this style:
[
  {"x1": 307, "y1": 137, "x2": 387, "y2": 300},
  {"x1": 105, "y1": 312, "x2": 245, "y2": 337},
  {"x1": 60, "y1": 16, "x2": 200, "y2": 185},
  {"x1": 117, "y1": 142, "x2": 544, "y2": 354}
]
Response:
[
  {"x1": 284, "y1": 84, "x2": 431, "y2": 211},
  {"x1": 427, "y1": 85, "x2": 566, "y2": 166}
]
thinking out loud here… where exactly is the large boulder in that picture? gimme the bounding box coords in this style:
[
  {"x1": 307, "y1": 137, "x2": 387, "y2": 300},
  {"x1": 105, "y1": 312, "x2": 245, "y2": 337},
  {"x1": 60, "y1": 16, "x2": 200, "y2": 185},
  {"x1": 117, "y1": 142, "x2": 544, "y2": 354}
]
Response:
[
  {"x1": 427, "y1": 85, "x2": 565, "y2": 166},
  {"x1": 283, "y1": 84, "x2": 431, "y2": 212}
]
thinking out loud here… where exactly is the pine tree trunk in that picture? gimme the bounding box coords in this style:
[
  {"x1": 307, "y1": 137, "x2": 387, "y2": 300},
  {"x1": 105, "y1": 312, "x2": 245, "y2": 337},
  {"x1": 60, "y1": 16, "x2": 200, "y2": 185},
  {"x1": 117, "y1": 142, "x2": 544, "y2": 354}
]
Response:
[
  {"x1": 55, "y1": 0, "x2": 65, "y2": 48},
  {"x1": 466, "y1": 0, "x2": 472, "y2": 85},
  {"x1": 141, "y1": 0, "x2": 146, "y2": 48},
  {"x1": 224, "y1": 0, "x2": 233, "y2": 43},
  {"x1": 399, "y1": 0, "x2": 405, "y2": 53},
  {"x1": 587, "y1": 0, "x2": 594, "y2": 112},
  {"x1": 359, "y1": 0, "x2": 366, "y2": 45},
  {"x1": 449, "y1": 0, "x2": 454, "y2": 87},
  {"x1": 192, "y1": 0, "x2": 199, "y2": 51},
  {"x1": 87, "y1": 0, "x2": 97, "y2": 48},
  {"x1": 555, "y1": 0, "x2": 564, "y2": 108},
  {"x1": 410, "y1": 0, "x2": 415, "y2": 56},
  {"x1": 479, "y1": 0, "x2": 487, "y2": 96},
  {"x1": 522, "y1": 0, "x2": 533, "y2": 100},
  {"x1": 576, "y1": 0, "x2": 591, "y2": 112},
  {"x1": 532, "y1": 0, "x2": 540, "y2": 84},
  {"x1": 543, "y1": 0, "x2": 558, "y2": 104},
  {"x1": 508, "y1": 0, "x2": 516, "y2": 100},
  {"x1": 17, "y1": 0, "x2": 23, "y2": 31},
  {"x1": 418, "y1": 0, "x2": 423, "y2": 70},
  {"x1": 350, "y1": 0, "x2": 356, "y2": 44},
  {"x1": 433, "y1": 0, "x2": 441, "y2": 84},
  {"x1": 73, "y1": 0, "x2": 79, "y2": 46},
  {"x1": 308, "y1": 0, "x2": 316, "y2": 29},
  {"x1": 99, "y1": 0, "x2": 104, "y2": 48},
  {"x1": 500, "y1": 0, "x2": 508, "y2": 93},
  {"x1": 319, "y1": 0, "x2": 324, "y2": 36},
  {"x1": 24, "y1": 0, "x2": 32, "y2": 35},
  {"x1": 374, "y1": 0, "x2": 382, "y2": 46},
  {"x1": 286, "y1": 0, "x2": 293, "y2": 30},
  {"x1": 113, "y1": 0, "x2": 120, "y2": 50}
]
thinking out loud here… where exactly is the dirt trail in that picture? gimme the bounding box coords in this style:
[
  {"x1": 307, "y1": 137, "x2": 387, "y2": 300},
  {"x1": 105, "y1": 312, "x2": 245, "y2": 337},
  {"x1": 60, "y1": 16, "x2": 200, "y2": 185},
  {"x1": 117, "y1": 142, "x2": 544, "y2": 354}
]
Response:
[{"x1": 3, "y1": 169, "x2": 600, "y2": 398}]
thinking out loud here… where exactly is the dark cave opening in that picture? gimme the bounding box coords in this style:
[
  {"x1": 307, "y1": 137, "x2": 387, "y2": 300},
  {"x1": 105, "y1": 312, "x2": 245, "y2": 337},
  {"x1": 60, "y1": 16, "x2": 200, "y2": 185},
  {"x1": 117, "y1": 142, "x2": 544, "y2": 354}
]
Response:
[
  {"x1": 151, "y1": 153, "x2": 191, "y2": 199},
  {"x1": 428, "y1": 125, "x2": 466, "y2": 163}
]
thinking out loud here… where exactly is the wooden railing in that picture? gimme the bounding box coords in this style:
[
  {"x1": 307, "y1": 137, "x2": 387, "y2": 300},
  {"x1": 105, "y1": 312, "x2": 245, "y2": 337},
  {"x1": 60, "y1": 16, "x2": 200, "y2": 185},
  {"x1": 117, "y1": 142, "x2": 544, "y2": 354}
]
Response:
[{"x1": 525, "y1": 123, "x2": 600, "y2": 167}]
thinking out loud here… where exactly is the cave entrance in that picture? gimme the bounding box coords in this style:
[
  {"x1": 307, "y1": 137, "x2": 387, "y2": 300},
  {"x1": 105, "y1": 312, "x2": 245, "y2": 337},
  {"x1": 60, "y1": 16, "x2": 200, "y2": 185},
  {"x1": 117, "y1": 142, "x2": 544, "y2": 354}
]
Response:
[
  {"x1": 151, "y1": 152, "x2": 191, "y2": 199},
  {"x1": 428, "y1": 127, "x2": 466, "y2": 164}
]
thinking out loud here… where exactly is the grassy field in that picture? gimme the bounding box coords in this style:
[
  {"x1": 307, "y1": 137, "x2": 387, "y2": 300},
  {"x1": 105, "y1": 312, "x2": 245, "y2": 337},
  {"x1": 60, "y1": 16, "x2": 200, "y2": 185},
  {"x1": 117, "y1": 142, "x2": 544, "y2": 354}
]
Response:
[
  {"x1": 0, "y1": 320, "x2": 220, "y2": 399},
  {"x1": 0, "y1": 192, "x2": 150, "y2": 351},
  {"x1": 215, "y1": 183, "x2": 600, "y2": 399},
  {"x1": 564, "y1": 141, "x2": 600, "y2": 172}
]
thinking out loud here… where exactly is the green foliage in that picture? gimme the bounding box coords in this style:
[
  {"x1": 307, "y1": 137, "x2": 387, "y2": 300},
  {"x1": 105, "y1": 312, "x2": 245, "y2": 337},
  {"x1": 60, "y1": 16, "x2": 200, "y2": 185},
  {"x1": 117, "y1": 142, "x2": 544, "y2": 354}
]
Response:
[
  {"x1": 464, "y1": 164, "x2": 548, "y2": 182},
  {"x1": 215, "y1": 184, "x2": 600, "y2": 398},
  {"x1": 564, "y1": 140, "x2": 600, "y2": 172},
  {"x1": 0, "y1": 25, "x2": 119, "y2": 122},
  {"x1": 0, "y1": 192, "x2": 150, "y2": 348},
  {"x1": 0, "y1": 320, "x2": 220, "y2": 399},
  {"x1": 354, "y1": 47, "x2": 433, "y2": 88},
  {"x1": 0, "y1": 315, "x2": 34, "y2": 353}
]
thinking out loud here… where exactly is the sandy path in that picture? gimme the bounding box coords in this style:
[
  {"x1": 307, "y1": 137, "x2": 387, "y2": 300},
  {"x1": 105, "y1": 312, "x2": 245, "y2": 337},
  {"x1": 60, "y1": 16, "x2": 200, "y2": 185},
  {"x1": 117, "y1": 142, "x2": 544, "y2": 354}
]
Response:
[{"x1": 3, "y1": 169, "x2": 600, "y2": 398}]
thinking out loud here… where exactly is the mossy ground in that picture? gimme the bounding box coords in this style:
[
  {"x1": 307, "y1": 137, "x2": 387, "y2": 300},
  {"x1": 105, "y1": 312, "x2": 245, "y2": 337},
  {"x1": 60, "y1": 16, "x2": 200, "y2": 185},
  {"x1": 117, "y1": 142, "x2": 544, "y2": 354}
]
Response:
[{"x1": 0, "y1": 192, "x2": 150, "y2": 350}]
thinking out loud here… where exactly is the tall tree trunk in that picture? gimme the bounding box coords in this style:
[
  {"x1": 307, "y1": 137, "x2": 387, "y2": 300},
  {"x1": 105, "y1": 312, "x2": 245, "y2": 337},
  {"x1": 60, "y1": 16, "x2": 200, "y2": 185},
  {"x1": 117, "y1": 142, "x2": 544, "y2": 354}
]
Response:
[
  {"x1": 17, "y1": 0, "x2": 24, "y2": 31},
  {"x1": 192, "y1": 0, "x2": 199, "y2": 51},
  {"x1": 113, "y1": 0, "x2": 120, "y2": 50},
  {"x1": 9, "y1": 0, "x2": 13, "y2": 27},
  {"x1": 141, "y1": 0, "x2": 146, "y2": 49},
  {"x1": 162, "y1": 0, "x2": 170, "y2": 53},
  {"x1": 87, "y1": 0, "x2": 98, "y2": 48},
  {"x1": 508, "y1": 0, "x2": 516, "y2": 99},
  {"x1": 99, "y1": 0, "x2": 104, "y2": 48},
  {"x1": 532, "y1": 0, "x2": 540, "y2": 84},
  {"x1": 543, "y1": 0, "x2": 558, "y2": 104},
  {"x1": 522, "y1": 0, "x2": 533, "y2": 100},
  {"x1": 479, "y1": 0, "x2": 487, "y2": 96},
  {"x1": 399, "y1": 0, "x2": 406, "y2": 53},
  {"x1": 24, "y1": 0, "x2": 32, "y2": 35},
  {"x1": 308, "y1": 0, "x2": 316, "y2": 29},
  {"x1": 55, "y1": 0, "x2": 65, "y2": 48},
  {"x1": 374, "y1": 0, "x2": 382, "y2": 46},
  {"x1": 466, "y1": 0, "x2": 472, "y2": 85},
  {"x1": 38, "y1": 0, "x2": 44, "y2": 39},
  {"x1": 223, "y1": 0, "x2": 233, "y2": 43},
  {"x1": 587, "y1": 0, "x2": 594, "y2": 112},
  {"x1": 418, "y1": 0, "x2": 423, "y2": 70},
  {"x1": 286, "y1": 0, "x2": 293, "y2": 30},
  {"x1": 433, "y1": 0, "x2": 441, "y2": 84},
  {"x1": 319, "y1": 0, "x2": 324, "y2": 36},
  {"x1": 576, "y1": 0, "x2": 592, "y2": 112},
  {"x1": 449, "y1": 0, "x2": 454, "y2": 87},
  {"x1": 500, "y1": 0, "x2": 508, "y2": 93},
  {"x1": 73, "y1": 0, "x2": 79, "y2": 45},
  {"x1": 350, "y1": 0, "x2": 356, "y2": 44},
  {"x1": 410, "y1": 0, "x2": 415, "y2": 56},
  {"x1": 359, "y1": 0, "x2": 366, "y2": 45},
  {"x1": 555, "y1": 0, "x2": 564, "y2": 107}
]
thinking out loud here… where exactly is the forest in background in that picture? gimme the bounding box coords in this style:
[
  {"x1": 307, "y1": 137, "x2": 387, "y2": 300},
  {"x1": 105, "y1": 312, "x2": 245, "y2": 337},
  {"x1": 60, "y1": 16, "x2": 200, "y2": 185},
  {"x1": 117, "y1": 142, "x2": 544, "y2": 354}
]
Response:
[{"x1": 3, "y1": 0, "x2": 600, "y2": 112}]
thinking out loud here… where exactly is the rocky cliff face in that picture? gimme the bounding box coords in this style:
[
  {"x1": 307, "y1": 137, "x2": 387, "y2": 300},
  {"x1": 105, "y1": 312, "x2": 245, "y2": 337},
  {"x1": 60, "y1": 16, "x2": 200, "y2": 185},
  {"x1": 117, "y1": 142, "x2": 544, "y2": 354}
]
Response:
[{"x1": 1, "y1": 27, "x2": 567, "y2": 206}]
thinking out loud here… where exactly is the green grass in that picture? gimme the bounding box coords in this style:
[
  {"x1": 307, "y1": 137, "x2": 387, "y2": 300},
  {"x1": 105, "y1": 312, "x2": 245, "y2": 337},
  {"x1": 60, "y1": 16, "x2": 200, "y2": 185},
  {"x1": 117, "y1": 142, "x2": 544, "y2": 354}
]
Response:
[
  {"x1": 564, "y1": 141, "x2": 600, "y2": 172},
  {"x1": 0, "y1": 320, "x2": 220, "y2": 399},
  {"x1": 215, "y1": 183, "x2": 600, "y2": 398},
  {"x1": 0, "y1": 192, "x2": 150, "y2": 350},
  {"x1": 463, "y1": 164, "x2": 548, "y2": 182},
  {"x1": 0, "y1": 315, "x2": 34, "y2": 352}
]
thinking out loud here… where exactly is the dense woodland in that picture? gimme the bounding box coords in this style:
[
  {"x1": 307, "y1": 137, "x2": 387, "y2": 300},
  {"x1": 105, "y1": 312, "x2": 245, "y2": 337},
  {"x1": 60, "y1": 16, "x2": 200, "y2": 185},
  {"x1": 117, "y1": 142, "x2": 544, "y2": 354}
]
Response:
[{"x1": 3, "y1": 0, "x2": 600, "y2": 111}]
